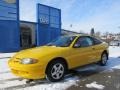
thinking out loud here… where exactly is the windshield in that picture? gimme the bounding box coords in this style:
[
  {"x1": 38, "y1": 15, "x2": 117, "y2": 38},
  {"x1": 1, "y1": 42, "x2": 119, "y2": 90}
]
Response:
[{"x1": 47, "y1": 36, "x2": 77, "y2": 47}]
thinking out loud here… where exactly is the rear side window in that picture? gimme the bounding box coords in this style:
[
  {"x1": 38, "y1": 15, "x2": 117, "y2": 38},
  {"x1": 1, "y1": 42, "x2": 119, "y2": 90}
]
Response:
[{"x1": 92, "y1": 37, "x2": 102, "y2": 45}]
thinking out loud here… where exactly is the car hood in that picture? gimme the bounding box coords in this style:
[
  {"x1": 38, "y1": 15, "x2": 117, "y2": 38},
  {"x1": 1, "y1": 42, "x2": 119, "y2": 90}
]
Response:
[{"x1": 13, "y1": 46, "x2": 66, "y2": 59}]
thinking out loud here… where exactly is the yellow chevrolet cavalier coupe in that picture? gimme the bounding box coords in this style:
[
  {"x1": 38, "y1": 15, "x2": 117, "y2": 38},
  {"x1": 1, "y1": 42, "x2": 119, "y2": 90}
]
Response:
[{"x1": 8, "y1": 35, "x2": 109, "y2": 82}]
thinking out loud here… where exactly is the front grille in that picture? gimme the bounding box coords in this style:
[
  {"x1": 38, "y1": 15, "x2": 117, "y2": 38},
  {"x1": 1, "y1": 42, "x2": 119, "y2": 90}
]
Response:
[
  {"x1": 12, "y1": 69, "x2": 28, "y2": 75},
  {"x1": 13, "y1": 58, "x2": 21, "y2": 63}
]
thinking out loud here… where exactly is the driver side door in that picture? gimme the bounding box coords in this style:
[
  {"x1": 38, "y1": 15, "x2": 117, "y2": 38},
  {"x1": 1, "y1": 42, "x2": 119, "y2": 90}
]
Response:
[{"x1": 69, "y1": 36, "x2": 95, "y2": 68}]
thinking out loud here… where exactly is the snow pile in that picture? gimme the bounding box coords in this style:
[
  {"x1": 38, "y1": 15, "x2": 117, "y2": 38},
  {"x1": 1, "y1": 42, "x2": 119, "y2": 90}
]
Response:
[
  {"x1": 108, "y1": 76, "x2": 112, "y2": 78},
  {"x1": 112, "y1": 65, "x2": 120, "y2": 69},
  {"x1": 86, "y1": 81, "x2": 105, "y2": 90},
  {"x1": 109, "y1": 46, "x2": 120, "y2": 57},
  {"x1": 108, "y1": 46, "x2": 120, "y2": 70}
]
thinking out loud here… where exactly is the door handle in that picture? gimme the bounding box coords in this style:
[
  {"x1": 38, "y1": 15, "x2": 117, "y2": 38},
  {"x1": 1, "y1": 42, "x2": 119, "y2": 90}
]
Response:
[{"x1": 92, "y1": 48, "x2": 95, "y2": 50}]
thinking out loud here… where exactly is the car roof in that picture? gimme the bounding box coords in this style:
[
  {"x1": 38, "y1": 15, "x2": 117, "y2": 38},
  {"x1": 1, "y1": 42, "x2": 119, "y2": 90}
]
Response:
[{"x1": 65, "y1": 34, "x2": 91, "y2": 37}]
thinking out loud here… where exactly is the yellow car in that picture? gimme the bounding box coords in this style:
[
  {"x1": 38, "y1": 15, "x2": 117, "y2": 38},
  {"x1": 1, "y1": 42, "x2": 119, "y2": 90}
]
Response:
[{"x1": 8, "y1": 35, "x2": 109, "y2": 82}]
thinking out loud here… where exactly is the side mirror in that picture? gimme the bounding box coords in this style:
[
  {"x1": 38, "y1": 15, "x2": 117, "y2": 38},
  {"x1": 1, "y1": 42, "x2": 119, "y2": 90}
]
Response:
[{"x1": 74, "y1": 44, "x2": 80, "y2": 48}]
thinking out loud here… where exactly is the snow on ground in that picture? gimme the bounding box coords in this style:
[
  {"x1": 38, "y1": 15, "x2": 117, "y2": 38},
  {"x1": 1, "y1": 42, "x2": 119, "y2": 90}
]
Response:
[
  {"x1": 86, "y1": 81, "x2": 105, "y2": 90},
  {"x1": 109, "y1": 46, "x2": 120, "y2": 70},
  {"x1": 109, "y1": 46, "x2": 120, "y2": 57},
  {"x1": 0, "y1": 53, "x2": 16, "y2": 73},
  {"x1": 112, "y1": 65, "x2": 120, "y2": 69},
  {"x1": 20, "y1": 76, "x2": 79, "y2": 90},
  {"x1": 0, "y1": 46, "x2": 120, "y2": 90},
  {"x1": 0, "y1": 53, "x2": 16, "y2": 59}
]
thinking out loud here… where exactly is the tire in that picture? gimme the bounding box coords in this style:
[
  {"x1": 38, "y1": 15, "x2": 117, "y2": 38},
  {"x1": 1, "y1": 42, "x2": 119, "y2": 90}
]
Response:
[
  {"x1": 99, "y1": 52, "x2": 108, "y2": 66},
  {"x1": 46, "y1": 60, "x2": 67, "y2": 82}
]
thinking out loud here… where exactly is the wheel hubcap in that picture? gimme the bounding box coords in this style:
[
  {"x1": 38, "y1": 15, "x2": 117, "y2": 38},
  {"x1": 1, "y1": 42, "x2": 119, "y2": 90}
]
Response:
[
  {"x1": 102, "y1": 54, "x2": 107, "y2": 64},
  {"x1": 51, "y1": 63, "x2": 64, "y2": 79}
]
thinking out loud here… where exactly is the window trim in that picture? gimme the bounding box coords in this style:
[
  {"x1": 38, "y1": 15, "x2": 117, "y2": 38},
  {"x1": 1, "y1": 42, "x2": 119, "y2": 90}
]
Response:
[
  {"x1": 89, "y1": 37, "x2": 102, "y2": 45},
  {"x1": 73, "y1": 36, "x2": 94, "y2": 48},
  {"x1": 47, "y1": 36, "x2": 77, "y2": 47}
]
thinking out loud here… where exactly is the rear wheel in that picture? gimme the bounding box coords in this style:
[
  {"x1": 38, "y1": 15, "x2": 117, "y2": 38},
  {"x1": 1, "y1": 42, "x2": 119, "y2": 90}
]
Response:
[
  {"x1": 46, "y1": 60, "x2": 67, "y2": 82},
  {"x1": 99, "y1": 53, "x2": 108, "y2": 66}
]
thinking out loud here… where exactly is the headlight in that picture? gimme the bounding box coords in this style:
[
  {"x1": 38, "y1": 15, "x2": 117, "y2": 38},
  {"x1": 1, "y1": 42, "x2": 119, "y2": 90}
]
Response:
[{"x1": 20, "y1": 58, "x2": 38, "y2": 64}]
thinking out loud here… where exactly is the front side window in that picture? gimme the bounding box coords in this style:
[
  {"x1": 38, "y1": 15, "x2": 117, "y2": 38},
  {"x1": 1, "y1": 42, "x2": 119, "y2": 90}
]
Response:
[
  {"x1": 47, "y1": 36, "x2": 76, "y2": 47},
  {"x1": 74, "y1": 37, "x2": 93, "y2": 47}
]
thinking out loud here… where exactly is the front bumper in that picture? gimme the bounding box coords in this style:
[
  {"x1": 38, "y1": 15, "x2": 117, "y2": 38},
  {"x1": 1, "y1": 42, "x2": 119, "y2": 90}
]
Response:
[{"x1": 8, "y1": 59, "x2": 46, "y2": 79}]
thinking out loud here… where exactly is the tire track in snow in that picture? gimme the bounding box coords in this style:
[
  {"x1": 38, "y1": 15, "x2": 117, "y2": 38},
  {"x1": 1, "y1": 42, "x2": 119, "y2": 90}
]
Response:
[
  {"x1": 0, "y1": 71, "x2": 10, "y2": 74},
  {"x1": 0, "y1": 71, "x2": 24, "y2": 89},
  {"x1": 0, "y1": 57, "x2": 11, "y2": 59},
  {"x1": 0, "y1": 77, "x2": 21, "y2": 83}
]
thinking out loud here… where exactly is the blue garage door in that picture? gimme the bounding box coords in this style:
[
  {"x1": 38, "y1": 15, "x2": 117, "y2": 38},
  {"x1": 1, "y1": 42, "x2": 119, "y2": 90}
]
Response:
[
  {"x1": 37, "y1": 4, "x2": 61, "y2": 46},
  {"x1": 0, "y1": 0, "x2": 20, "y2": 52}
]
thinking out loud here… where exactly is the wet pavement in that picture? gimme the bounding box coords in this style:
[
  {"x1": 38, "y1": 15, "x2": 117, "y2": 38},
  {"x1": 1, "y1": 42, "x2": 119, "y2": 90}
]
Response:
[
  {"x1": 67, "y1": 69, "x2": 120, "y2": 90},
  {"x1": 67, "y1": 57, "x2": 120, "y2": 90}
]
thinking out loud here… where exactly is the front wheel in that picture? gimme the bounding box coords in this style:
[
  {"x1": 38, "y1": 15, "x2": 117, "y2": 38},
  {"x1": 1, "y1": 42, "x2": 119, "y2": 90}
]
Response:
[
  {"x1": 99, "y1": 53, "x2": 108, "y2": 66},
  {"x1": 46, "y1": 60, "x2": 66, "y2": 82}
]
